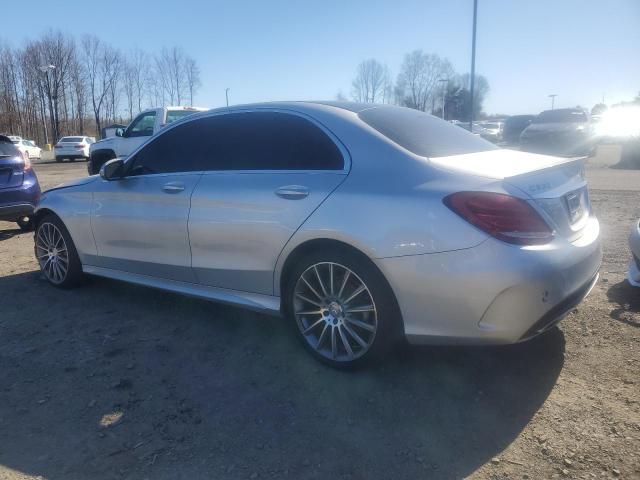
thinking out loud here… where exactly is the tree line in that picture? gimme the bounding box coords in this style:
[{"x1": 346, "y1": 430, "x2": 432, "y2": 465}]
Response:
[
  {"x1": 347, "y1": 50, "x2": 489, "y2": 120},
  {"x1": 0, "y1": 31, "x2": 201, "y2": 145}
]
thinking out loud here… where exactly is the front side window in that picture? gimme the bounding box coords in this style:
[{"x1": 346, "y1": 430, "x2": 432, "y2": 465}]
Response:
[
  {"x1": 127, "y1": 121, "x2": 199, "y2": 175},
  {"x1": 126, "y1": 112, "x2": 157, "y2": 138}
]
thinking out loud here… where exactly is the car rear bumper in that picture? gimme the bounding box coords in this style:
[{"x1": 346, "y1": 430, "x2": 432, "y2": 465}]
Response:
[
  {"x1": 0, "y1": 170, "x2": 41, "y2": 221},
  {"x1": 376, "y1": 217, "x2": 602, "y2": 345},
  {"x1": 0, "y1": 203, "x2": 35, "y2": 221}
]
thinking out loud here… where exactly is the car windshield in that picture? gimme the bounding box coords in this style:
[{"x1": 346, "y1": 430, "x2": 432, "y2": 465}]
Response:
[
  {"x1": 0, "y1": 142, "x2": 19, "y2": 156},
  {"x1": 534, "y1": 109, "x2": 588, "y2": 123},
  {"x1": 166, "y1": 110, "x2": 200, "y2": 124},
  {"x1": 359, "y1": 106, "x2": 497, "y2": 157},
  {"x1": 60, "y1": 137, "x2": 84, "y2": 142},
  {"x1": 484, "y1": 123, "x2": 500, "y2": 129}
]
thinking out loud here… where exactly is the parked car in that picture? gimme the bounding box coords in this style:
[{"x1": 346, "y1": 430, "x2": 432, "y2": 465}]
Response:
[
  {"x1": 88, "y1": 106, "x2": 207, "y2": 175},
  {"x1": 33, "y1": 102, "x2": 602, "y2": 368},
  {"x1": 11, "y1": 138, "x2": 42, "y2": 159},
  {"x1": 520, "y1": 108, "x2": 594, "y2": 156},
  {"x1": 0, "y1": 135, "x2": 41, "y2": 230},
  {"x1": 502, "y1": 115, "x2": 535, "y2": 145},
  {"x1": 478, "y1": 121, "x2": 503, "y2": 143},
  {"x1": 54, "y1": 136, "x2": 94, "y2": 163},
  {"x1": 629, "y1": 219, "x2": 640, "y2": 287}
]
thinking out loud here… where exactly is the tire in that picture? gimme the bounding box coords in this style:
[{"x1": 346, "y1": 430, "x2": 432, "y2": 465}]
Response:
[
  {"x1": 283, "y1": 248, "x2": 402, "y2": 368},
  {"x1": 55, "y1": 156, "x2": 63, "y2": 163},
  {"x1": 89, "y1": 151, "x2": 115, "y2": 175},
  {"x1": 17, "y1": 216, "x2": 33, "y2": 231},
  {"x1": 70, "y1": 157, "x2": 76, "y2": 162},
  {"x1": 34, "y1": 214, "x2": 84, "y2": 288}
]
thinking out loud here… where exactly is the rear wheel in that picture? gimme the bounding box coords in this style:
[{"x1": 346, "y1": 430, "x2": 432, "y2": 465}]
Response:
[
  {"x1": 35, "y1": 215, "x2": 83, "y2": 288},
  {"x1": 284, "y1": 249, "x2": 401, "y2": 368},
  {"x1": 55, "y1": 156, "x2": 63, "y2": 163}
]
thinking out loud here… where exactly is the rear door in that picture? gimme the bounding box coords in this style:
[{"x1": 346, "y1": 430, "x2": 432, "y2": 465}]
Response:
[{"x1": 188, "y1": 111, "x2": 348, "y2": 295}]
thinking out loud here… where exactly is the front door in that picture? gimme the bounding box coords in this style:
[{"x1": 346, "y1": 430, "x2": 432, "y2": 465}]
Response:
[{"x1": 90, "y1": 121, "x2": 203, "y2": 282}]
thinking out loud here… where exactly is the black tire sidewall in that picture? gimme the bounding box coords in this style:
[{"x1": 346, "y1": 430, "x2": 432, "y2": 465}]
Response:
[
  {"x1": 283, "y1": 248, "x2": 401, "y2": 368},
  {"x1": 36, "y1": 214, "x2": 84, "y2": 288}
]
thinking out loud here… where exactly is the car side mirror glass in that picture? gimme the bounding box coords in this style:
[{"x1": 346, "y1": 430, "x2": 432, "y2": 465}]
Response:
[
  {"x1": 115, "y1": 128, "x2": 125, "y2": 137},
  {"x1": 100, "y1": 158, "x2": 125, "y2": 181}
]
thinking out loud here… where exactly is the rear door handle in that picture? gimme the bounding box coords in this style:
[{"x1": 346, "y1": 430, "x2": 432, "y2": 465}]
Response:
[
  {"x1": 162, "y1": 182, "x2": 185, "y2": 193},
  {"x1": 275, "y1": 185, "x2": 309, "y2": 200}
]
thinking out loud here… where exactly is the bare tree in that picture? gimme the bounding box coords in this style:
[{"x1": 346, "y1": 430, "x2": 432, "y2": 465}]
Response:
[
  {"x1": 395, "y1": 50, "x2": 453, "y2": 112},
  {"x1": 351, "y1": 59, "x2": 391, "y2": 103},
  {"x1": 184, "y1": 55, "x2": 201, "y2": 106},
  {"x1": 82, "y1": 35, "x2": 120, "y2": 136}
]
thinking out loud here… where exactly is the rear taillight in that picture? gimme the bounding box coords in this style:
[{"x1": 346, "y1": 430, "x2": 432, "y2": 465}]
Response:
[
  {"x1": 23, "y1": 152, "x2": 32, "y2": 171},
  {"x1": 75, "y1": 145, "x2": 85, "y2": 149},
  {"x1": 443, "y1": 191, "x2": 554, "y2": 245}
]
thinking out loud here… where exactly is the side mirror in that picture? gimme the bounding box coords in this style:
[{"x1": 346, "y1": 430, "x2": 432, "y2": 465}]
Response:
[
  {"x1": 100, "y1": 158, "x2": 125, "y2": 181},
  {"x1": 115, "y1": 128, "x2": 125, "y2": 137}
]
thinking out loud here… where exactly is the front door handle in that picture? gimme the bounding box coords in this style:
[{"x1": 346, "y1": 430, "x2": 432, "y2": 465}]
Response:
[
  {"x1": 162, "y1": 182, "x2": 185, "y2": 194},
  {"x1": 275, "y1": 185, "x2": 309, "y2": 200}
]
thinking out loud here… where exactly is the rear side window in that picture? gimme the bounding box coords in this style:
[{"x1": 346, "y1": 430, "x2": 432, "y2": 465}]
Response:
[{"x1": 359, "y1": 106, "x2": 497, "y2": 157}]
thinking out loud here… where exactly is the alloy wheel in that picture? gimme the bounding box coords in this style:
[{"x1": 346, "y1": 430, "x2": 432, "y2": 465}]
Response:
[
  {"x1": 35, "y1": 222, "x2": 69, "y2": 284},
  {"x1": 293, "y1": 262, "x2": 378, "y2": 362}
]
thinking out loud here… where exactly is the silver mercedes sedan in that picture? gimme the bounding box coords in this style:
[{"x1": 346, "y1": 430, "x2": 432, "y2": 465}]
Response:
[{"x1": 33, "y1": 102, "x2": 602, "y2": 367}]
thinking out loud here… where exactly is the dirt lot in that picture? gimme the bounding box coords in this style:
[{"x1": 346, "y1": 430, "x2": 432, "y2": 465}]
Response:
[{"x1": 0, "y1": 159, "x2": 639, "y2": 480}]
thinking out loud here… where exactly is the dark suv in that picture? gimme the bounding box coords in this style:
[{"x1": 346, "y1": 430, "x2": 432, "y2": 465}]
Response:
[
  {"x1": 520, "y1": 108, "x2": 594, "y2": 156},
  {"x1": 0, "y1": 135, "x2": 41, "y2": 230}
]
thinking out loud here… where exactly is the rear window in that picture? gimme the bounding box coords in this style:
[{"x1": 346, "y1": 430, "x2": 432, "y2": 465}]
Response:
[
  {"x1": 60, "y1": 137, "x2": 84, "y2": 142},
  {"x1": 359, "y1": 106, "x2": 497, "y2": 157},
  {"x1": 0, "y1": 142, "x2": 19, "y2": 156},
  {"x1": 534, "y1": 109, "x2": 587, "y2": 124},
  {"x1": 166, "y1": 110, "x2": 200, "y2": 124}
]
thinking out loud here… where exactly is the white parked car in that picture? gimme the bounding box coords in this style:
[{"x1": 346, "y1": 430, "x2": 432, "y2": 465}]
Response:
[
  {"x1": 7, "y1": 136, "x2": 41, "y2": 160},
  {"x1": 88, "y1": 106, "x2": 207, "y2": 174},
  {"x1": 54, "y1": 136, "x2": 94, "y2": 163}
]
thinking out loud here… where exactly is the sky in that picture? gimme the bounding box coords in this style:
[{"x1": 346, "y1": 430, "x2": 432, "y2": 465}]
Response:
[{"x1": 4, "y1": 0, "x2": 640, "y2": 115}]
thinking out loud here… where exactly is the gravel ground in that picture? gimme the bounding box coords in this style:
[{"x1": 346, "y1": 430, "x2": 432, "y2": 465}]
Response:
[{"x1": 0, "y1": 159, "x2": 639, "y2": 480}]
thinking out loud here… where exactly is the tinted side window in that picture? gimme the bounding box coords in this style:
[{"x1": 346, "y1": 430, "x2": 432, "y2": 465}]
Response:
[
  {"x1": 195, "y1": 112, "x2": 344, "y2": 171},
  {"x1": 128, "y1": 121, "x2": 199, "y2": 175}
]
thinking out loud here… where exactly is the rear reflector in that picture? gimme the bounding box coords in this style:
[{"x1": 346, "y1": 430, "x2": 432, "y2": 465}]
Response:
[{"x1": 444, "y1": 191, "x2": 554, "y2": 245}]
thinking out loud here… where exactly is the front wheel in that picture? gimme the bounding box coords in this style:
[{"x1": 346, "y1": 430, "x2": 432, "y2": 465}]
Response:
[
  {"x1": 35, "y1": 215, "x2": 84, "y2": 288},
  {"x1": 284, "y1": 249, "x2": 401, "y2": 368}
]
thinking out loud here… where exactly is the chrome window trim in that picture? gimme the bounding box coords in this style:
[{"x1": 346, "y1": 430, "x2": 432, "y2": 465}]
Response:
[{"x1": 123, "y1": 107, "x2": 351, "y2": 176}]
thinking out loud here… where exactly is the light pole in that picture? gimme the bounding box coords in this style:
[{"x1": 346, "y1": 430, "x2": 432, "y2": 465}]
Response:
[
  {"x1": 548, "y1": 94, "x2": 558, "y2": 110},
  {"x1": 438, "y1": 78, "x2": 448, "y2": 119},
  {"x1": 468, "y1": 0, "x2": 478, "y2": 131},
  {"x1": 225, "y1": 88, "x2": 230, "y2": 107},
  {"x1": 38, "y1": 64, "x2": 56, "y2": 146}
]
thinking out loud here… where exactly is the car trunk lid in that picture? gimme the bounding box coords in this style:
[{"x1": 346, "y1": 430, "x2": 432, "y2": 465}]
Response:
[
  {"x1": 430, "y1": 149, "x2": 590, "y2": 241},
  {"x1": 0, "y1": 155, "x2": 25, "y2": 189}
]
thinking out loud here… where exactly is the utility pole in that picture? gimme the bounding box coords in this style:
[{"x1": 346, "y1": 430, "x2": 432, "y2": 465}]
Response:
[
  {"x1": 548, "y1": 94, "x2": 558, "y2": 110},
  {"x1": 468, "y1": 0, "x2": 478, "y2": 131},
  {"x1": 225, "y1": 88, "x2": 230, "y2": 107},
  {"x1": 438, "y1": 78, "x2": 448, "y2": 119}
]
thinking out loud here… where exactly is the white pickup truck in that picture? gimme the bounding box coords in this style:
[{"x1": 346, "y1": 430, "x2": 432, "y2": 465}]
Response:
[{"x1": 88, "y1": 106, "x2": 207, "y2": 174}]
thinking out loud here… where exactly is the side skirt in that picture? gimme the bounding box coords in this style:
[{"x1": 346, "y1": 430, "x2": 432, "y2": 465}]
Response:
[{"x1": 82, "y1": 264, "x2": 282, "y2": 316}]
